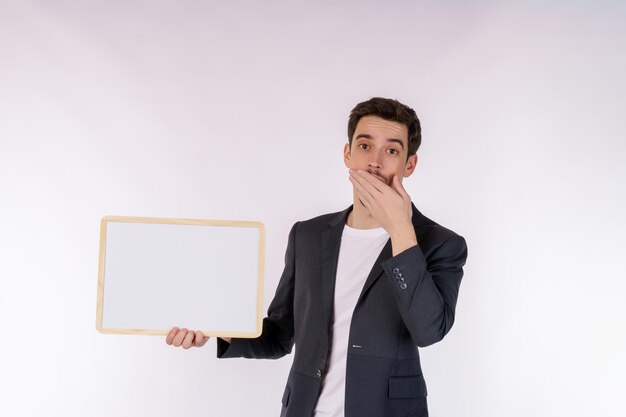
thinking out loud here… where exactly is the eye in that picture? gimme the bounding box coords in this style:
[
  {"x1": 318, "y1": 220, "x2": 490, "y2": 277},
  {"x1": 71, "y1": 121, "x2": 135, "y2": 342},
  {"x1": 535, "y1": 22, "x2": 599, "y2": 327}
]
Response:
[
  {"x1": 358, "y1": 143, "x2": 369, "y2": 150},
  {"x1": 387, "y1": 148, "x2": 399, "y2": 155}
]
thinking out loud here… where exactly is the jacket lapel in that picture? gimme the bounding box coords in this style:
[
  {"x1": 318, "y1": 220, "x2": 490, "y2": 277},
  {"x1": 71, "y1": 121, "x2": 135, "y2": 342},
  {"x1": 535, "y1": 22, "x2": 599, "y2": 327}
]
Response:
[
  {"x1": 319, "y1": 207, "x2": 352, "y2": 326},
  {"x1": 358, "y1": 239, "x2": 392, "y2": 302}
]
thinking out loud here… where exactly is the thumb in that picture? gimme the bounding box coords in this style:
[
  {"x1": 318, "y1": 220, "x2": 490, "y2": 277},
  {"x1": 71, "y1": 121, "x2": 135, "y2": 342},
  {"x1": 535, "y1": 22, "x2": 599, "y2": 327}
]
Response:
[{"x1": 195, "y1": 331, "x2": 210, "y2": 347}]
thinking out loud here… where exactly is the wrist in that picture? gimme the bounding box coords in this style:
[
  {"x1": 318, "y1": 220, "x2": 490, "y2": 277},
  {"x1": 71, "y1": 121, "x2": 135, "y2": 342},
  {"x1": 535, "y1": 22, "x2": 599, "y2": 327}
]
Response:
[
  {"x1": 387, "y1": 220, "x2": 414, "y2": 240},
  {"x1": 389, "y1": 226, "x2": 417, "y2": 256}
]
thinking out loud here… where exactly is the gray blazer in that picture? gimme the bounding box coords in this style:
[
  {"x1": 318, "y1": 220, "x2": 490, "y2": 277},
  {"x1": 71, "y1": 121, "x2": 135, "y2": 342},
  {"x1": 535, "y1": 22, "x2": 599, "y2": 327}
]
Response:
[{"x1": 218, "y1": 204, "x2": 468, "y2": 417}]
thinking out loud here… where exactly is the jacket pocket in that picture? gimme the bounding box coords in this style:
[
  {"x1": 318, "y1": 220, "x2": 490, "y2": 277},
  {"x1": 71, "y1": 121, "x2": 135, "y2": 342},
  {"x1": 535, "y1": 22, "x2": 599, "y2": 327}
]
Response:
[{"x1": 388, "y1": 375, "x2": 428, "y2": 399}]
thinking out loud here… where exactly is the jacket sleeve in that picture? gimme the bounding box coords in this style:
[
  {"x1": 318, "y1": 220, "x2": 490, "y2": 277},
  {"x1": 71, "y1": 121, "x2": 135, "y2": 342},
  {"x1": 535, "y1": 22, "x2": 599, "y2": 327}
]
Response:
[
  {"x1": 217, "y1": 222, "x2": 298, "y2": 359},
  {"x1": 381, "y1": 234, "x2": 468, "y2": 347}
]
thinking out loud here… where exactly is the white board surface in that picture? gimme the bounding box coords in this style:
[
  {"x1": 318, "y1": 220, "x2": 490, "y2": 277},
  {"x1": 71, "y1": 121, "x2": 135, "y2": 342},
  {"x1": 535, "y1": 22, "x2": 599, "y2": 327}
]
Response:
[{"x1": 96, "y1": 216, "x2": 264, "y2": 337}]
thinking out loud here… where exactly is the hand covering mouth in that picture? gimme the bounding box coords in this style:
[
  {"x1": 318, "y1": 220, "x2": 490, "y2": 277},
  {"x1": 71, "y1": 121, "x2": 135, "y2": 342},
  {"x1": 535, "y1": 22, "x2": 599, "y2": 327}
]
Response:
[{"x1": 367, "y1": 169, "x2": 390, "y2": 185}]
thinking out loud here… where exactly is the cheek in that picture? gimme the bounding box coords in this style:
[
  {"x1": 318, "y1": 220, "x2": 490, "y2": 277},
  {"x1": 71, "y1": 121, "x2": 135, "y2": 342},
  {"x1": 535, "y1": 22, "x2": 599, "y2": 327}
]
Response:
[
  {"x1": 348, "y1": 154, "x2": 367, "y2": 167},
  {"x1": 387, "y1": 161, "x2": 406, "y2": 175}
]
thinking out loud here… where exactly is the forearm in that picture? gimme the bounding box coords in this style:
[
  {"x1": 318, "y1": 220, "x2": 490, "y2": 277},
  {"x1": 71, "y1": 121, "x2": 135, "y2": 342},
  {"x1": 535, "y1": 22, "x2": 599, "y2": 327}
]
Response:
[
  {"x1": 217, "y1": 318, "x2": 293, "y2": 359},
  {"x1": 382, "y1": 235, "x2": 467, "y2": 347}
]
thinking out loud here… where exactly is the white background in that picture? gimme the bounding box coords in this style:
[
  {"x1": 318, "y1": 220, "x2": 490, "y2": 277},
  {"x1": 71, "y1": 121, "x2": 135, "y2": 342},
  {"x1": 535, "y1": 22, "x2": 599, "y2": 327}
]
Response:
[{"x1": 1, "y1": 1, "x2": 625, "y2": 416}]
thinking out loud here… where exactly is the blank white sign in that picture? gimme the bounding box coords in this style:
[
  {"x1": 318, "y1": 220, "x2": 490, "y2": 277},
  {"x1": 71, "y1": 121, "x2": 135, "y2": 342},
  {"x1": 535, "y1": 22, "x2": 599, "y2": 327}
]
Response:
[{"x1": 96, "y1": 216, "x2": 264, "y2": 337}]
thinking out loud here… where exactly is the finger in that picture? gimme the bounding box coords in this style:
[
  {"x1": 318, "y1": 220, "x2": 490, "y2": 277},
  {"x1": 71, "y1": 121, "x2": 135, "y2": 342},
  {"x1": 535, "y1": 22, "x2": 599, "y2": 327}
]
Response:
[
  {"x1": 356, "y1": 192, "x2": 370, "y2": 210},
  {"x1": 349, "y1": 176, "x2": 376, "y2": 209},
  {"x1": 194, "y1": 331, "x2": 209, "y2": 347},
  {"x1": 348, "y1": 170, "x2": 377, "y2": 195},
  {"x1": 182, "y1": 330, "x2": 196, "y2": 349},
  {"x1": 172, "y1": 328, "x2": 188, "y2": 347},
  {"x1": 392, "y1": 175, "x2": 410, "y2": 201},
  {"x1": 166, "y1": 327, "x2": 180, "y2": 345},
  {"x1": 353, "y1": 170, "x2": 387, "y2": 193},
  {"x1": 349, "y1": 172, "x2": 379, "y2": 202}
]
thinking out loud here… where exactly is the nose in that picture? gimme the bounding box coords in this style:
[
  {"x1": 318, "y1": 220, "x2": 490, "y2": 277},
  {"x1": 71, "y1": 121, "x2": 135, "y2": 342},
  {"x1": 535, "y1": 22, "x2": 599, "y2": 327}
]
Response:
[{"x1": 368, "y1": 160, "x2": 381, "y2": 170}]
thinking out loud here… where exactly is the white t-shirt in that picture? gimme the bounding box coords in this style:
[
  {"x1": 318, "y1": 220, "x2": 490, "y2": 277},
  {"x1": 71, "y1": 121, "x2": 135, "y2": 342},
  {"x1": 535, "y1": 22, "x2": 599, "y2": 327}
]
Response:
[{"x1": 313, "y1": 224, "x2": 390, "y2": 417}]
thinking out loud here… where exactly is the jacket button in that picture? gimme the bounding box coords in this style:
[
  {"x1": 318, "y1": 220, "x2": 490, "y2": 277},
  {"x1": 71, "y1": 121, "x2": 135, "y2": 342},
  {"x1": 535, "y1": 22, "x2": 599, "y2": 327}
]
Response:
[
  {"x1": 316, "y1": 369, "x2": 322, "y2": 378},
  {"x1": 399, "y1": 282, "x2": 408, "y2": 290},
  {"x1": 392, "y1": 267, "x2": 400, "y2": 274}
]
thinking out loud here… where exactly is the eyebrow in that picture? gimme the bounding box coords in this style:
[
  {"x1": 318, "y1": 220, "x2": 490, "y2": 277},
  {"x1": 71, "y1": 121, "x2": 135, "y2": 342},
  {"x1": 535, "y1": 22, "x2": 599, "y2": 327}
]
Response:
[{"x1": 354, "y1": 134, "x2": 405, "y2": 150}]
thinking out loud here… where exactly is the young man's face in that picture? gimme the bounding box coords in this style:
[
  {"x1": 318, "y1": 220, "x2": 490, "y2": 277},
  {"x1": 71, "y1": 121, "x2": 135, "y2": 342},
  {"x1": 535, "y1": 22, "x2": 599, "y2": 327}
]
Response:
[{"x1": 344, "y1": 115, "x2": 417, "y2": 186}]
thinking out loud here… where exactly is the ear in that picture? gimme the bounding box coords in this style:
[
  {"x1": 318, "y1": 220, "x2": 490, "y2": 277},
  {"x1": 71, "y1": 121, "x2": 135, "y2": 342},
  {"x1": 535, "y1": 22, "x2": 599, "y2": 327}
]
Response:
[
  {"x1": 343, "y1": 143, "x2": 351, "y2": 168},
  {"x1": 403, "y1": 154, "x2": 418, "y2": 178}
]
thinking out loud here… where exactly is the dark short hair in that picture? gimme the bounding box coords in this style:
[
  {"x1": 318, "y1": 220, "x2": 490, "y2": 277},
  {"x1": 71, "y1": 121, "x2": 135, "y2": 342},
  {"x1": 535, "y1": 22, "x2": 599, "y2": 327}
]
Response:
[{"x1": 347, "y1": 97, "x2": 421, "y2": 158}]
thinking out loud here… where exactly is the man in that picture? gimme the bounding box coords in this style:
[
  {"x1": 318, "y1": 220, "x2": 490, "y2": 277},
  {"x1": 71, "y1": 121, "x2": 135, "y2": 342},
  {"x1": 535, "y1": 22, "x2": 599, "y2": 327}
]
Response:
[{"x1": 166, "y1": 97, "x2": 468, "y2": 417}]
